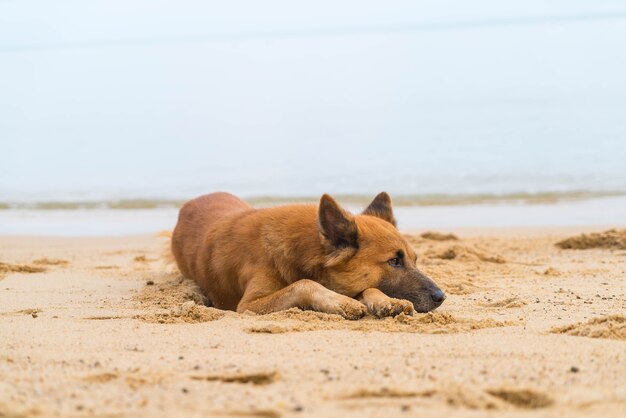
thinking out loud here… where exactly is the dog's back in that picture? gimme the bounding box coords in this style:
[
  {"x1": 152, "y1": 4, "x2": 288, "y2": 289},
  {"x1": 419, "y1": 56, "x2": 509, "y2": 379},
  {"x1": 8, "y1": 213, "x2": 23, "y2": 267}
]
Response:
[{"x1": 171, "y1": 192, "x2": 252, "y2": 301}]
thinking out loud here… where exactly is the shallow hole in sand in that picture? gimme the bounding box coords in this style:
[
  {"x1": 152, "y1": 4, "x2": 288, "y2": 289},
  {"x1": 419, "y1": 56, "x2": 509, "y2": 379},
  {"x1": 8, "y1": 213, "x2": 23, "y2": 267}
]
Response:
[
  {"x1": 486, "y1": 388, "x2": 554, "y2": 409},
  {"x1": 556, "y1": 229, "x2": 626, "y2": 250},
  {"x1": 0, "y1": 262, "x2": 47, "y2": 279},
  {"x1": 429, "y1": 245, "x2": 506, "y2": 264},
  {"x1": 550, "y1": 314, "x2": 626, "y2": 341},
  {"x1": 210, "y1": 409, "x2": 281, "y2": 418},
  {"x1": 32, "y1": 258, "x2": 69, "y2": 266},
  {"x1": 190, "y1": 371, "x2": 279, "y2": 385},
  {"x1": 341, "y1": 387, "x2": 434, "y2": 399},
  {"x1": 478, "y1": 296, "x2": 528, "y2": 309},
  {"x1": 339, "y1": 385, "x2": 553, "y2": 410},
  {"x1": 0, "y1": 308, "x2": 42, "y2": 316},
  {"x1": 132, "y1": 273, "x2": 515, "y2": 332},
  {"x1": 420, "y1": 231, "x2": 459, "y2": 241}
]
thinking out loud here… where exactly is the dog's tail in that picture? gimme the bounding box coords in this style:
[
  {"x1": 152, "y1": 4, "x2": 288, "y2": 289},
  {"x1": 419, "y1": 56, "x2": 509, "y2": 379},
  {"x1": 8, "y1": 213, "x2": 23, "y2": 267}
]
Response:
[{"x1": 157, "y1": 230, "x2": 179, "y2": 274}]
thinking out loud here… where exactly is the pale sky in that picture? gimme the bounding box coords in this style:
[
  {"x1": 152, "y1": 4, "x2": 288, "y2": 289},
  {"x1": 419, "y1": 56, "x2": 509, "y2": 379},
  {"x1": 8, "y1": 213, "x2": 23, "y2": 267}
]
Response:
[{"x1": 1, "y1": 1, "x2": 626, "y2": 201}]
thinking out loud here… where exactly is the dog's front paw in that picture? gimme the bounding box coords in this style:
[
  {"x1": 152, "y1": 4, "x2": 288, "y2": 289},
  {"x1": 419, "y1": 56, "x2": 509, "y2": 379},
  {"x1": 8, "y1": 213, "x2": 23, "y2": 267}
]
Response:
[
  {"x1": 314, "y1": 295, "x2": 367, "y2": 320},
  {"x1": 369, "y1": 298, "x2": 415, "y2": 318},
  {"x1": 337, "y1": 297, "x2": 368, "y2": 320}
]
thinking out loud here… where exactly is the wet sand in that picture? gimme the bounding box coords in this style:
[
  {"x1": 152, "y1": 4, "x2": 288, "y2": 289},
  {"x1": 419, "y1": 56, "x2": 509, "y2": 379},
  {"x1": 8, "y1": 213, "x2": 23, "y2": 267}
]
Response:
[{"x1": 0, "y1": 228, "x2": 625, "y2": 417}]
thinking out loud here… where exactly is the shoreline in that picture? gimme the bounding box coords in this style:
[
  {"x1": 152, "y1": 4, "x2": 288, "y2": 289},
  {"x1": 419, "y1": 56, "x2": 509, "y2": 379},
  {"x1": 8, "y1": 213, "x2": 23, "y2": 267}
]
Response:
[
  {"x1": 1, "y1": 195, "x2": 625, "y2": 236},
  {"x1": 3, "y1": 190, "x2": 626, "y2": 210}
]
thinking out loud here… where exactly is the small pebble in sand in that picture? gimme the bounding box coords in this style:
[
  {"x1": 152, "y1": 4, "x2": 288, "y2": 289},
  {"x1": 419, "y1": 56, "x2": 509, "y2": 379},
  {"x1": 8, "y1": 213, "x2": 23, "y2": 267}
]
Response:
[{"x1": 31, "y1": 312, "x2": 38, "y2": 318}]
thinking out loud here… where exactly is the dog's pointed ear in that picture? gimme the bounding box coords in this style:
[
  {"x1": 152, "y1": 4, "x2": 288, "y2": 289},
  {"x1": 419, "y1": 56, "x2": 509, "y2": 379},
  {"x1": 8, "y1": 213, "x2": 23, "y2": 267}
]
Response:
[
  {"x1": 363, "y1": 192, "x2": 396, "y2": 227},
  {"x1": 319, "y1": 194, "x2": 358, "y2": 249}
]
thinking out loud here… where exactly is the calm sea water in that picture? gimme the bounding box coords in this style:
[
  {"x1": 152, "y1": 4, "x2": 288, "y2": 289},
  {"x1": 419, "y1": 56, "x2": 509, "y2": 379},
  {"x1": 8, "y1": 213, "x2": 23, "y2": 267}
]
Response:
[
  {"x1": 2, "y1": 196, "x2": 626, "y2": 235},
  {"x1": 1, "y1": 1, "x2": 625, "y2": 234}
]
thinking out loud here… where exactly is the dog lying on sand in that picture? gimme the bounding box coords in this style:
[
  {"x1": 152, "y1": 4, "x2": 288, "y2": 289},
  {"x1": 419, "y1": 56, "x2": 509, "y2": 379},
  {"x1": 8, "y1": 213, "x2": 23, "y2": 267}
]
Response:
[{"x1": 171, "y1": 192, "x2": 445, "y2": 319}]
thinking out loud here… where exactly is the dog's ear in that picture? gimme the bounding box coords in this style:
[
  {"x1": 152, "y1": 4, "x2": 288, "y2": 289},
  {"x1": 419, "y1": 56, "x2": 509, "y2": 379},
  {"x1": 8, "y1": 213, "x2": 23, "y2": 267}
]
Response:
[
  {"x1": 363, "y1": 192, "x2": 396, "y2": 227},
  {"x1": 319, "y1": 194, "x2": 358, "y2": 249}
]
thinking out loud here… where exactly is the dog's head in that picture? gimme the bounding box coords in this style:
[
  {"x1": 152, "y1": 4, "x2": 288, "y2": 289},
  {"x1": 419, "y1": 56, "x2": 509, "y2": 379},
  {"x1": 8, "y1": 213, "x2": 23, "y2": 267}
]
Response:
[{"x1": 319, "y1": 192, "x2": 445, "y2": 313}]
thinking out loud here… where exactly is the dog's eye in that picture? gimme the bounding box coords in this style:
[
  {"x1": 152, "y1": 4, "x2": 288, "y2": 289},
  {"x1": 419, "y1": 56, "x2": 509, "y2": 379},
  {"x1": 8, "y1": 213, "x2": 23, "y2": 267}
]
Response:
[{"x1": 388, "y1": 257, "x2": 402, "y2": 267}]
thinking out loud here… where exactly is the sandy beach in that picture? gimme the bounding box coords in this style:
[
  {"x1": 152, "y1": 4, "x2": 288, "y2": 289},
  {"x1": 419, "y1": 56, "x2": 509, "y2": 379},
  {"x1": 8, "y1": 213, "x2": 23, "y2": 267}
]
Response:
[
  {"x1": 3, "y1": 1, "x2": 626, "y2": 417},
  {"x1": 1, "y1": 227, "x2": 625, "y2": 417}
]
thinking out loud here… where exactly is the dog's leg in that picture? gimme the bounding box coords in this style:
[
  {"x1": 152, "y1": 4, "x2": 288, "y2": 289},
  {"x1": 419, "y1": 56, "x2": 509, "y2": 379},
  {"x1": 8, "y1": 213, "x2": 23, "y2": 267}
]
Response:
[
  {"x1": 358, "y1": 288, "x2": 415, "y2": 318},
  {"x1": 237, "y1": 279, "x2": 367, "y2": 320}
]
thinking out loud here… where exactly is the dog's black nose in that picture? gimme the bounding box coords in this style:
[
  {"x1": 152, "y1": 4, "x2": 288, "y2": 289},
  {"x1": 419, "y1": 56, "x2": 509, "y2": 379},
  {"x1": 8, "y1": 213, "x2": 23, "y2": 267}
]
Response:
[{"x1": 431, "y1": 289, "x2": 446, "y2": 303}]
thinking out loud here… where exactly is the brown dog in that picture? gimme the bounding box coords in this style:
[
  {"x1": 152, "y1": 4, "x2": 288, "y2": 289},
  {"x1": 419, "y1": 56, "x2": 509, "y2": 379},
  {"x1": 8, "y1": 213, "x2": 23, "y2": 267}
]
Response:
[{"x1": 171, "y1": 192, "x2": 445, "y2": 319}]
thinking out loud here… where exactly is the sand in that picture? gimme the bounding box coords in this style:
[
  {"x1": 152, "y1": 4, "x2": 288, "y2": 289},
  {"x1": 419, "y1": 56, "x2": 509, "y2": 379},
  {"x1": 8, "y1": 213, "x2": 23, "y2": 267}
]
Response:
[{"x1": 1, "y1": 228, "x2": 625, "y2": 417}]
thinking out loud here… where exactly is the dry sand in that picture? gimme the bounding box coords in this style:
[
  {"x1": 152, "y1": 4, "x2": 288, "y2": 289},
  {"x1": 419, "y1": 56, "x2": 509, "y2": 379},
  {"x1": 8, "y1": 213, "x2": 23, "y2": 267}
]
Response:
[{"x1": 1, "y1": 228, "x2": 625, "y2": 417}]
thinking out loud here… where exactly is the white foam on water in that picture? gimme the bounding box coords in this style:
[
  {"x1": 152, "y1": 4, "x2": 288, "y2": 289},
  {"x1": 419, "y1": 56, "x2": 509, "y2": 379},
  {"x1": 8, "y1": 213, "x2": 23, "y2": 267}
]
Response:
[{"x1": 2, "y1": 196, "x2": 625, "y2": 236}]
